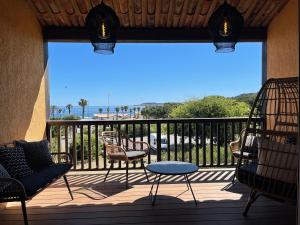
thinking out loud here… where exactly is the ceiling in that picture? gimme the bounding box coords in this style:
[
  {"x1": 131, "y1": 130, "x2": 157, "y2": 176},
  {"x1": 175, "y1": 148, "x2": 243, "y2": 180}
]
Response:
[{"x1": 26, "y1": 0, "x2": 289, "y2": 42}]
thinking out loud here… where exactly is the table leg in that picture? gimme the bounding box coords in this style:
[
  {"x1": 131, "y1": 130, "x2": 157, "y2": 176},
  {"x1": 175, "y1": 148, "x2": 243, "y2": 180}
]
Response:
[
  {"x1": 149, "y1": 174, "x2": 161, "y2": 206},
  {"x1": 184, "y1": 175, "x2": 190, "y2": 190},
  {"x1": 148, "y1": 174, "x2": 158, "y2": 196},
  {"x1": 185, "y1": 174, "x2": 197, "y2": 206}
]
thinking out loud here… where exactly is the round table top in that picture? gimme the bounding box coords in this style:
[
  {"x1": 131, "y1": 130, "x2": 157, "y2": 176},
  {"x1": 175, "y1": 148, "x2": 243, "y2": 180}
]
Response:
[{"x1": 146, "y1": 161, "x2": 198, "y2": 175}]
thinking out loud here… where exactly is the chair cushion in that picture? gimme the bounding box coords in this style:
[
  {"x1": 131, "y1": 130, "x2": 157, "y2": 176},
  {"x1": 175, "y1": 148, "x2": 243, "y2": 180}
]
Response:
[
  {"x1": 0, "y1": 164, "x2": 10, "y2": 178},
  {"x1": 0, "y1": 164, "x2": 11, "y2": 194},
  {"x1": 15, "y1": 140, "x2": 53, "y2": 171},
  {"x1": 238, "y1": 163, "x2": 297, "y2": 201},
  {"x1": 18, "y1": 163, "x2": 72, "y2": 197},
  {"x1": 126, "y1": 151, "x2": 146, "y2": 160},
  {"x1": 232, "y1": 151, "x2": 255, "y2": 159},
  {"x1": 0, "y1": 147, "x2": 34, "y2": 179}
]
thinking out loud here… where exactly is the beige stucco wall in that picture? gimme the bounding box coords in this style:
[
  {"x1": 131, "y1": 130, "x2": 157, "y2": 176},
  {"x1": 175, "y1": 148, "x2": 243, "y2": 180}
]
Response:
[
  {"x1": 267, "y1": 0, "x2": 299, "y2": 78},
  {"x1": 0, "y1": 0, "x2": 47, "y2": 143}
]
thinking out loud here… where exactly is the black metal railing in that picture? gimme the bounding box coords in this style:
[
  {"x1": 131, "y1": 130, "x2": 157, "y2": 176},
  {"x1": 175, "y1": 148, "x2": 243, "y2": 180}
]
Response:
[{"x1": 46, "y1": 117, "x2": 258, "y2": 170}]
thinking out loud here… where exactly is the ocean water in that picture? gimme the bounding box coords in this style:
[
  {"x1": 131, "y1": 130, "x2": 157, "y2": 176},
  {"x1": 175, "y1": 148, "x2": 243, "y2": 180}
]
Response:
[{"x1": 52, "y1": 105, "x2": 144, "y2": 118}]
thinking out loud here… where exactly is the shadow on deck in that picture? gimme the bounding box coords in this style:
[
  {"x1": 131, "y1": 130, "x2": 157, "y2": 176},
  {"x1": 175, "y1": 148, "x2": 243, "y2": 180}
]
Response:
[{"x1": 0, "y1": 169, "x2": 296, "y2": 225}]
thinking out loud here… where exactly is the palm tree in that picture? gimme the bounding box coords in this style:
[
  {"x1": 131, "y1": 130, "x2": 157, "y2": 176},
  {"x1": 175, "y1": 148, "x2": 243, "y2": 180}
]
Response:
[
  {"x1": 57, "y1": 108, "x2": 63, "y2": 118},
  {"x1": 66, "y1": 104, "x2": 72, "y2": 115},
  {"x1": 121, "y1": 106, "x2": 124, "y2": 116},
  {"x1": 78, "y1": 99, "x2": 88, "y2": 119},
  {"x1": 124, "y1": 105, "x2": 128, "y2": 117},
  {"x1": 106, "y1": 107, "x2": 110, "y2": 119},
  {"x1": 98, "y1": 108, "x2": 103, "y2": 120},
  {"x1": 50, "y1": 105, "x2": 57, "y2": 119},
  {"x1": 115, "y1": 107, "x2": 120, "y2": 119},
  {"x1": 133, "y1": 107, "x2": 136, "y2": 118},
  {"x1": 137, "y1": 107, "x2": 141, "y2": 118},
  {"x1": 129, "y1": 109, "x2": 132, "y2": 118}
]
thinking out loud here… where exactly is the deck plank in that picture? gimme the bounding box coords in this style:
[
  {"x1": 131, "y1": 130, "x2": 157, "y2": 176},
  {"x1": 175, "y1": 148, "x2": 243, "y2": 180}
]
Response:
[{"x1": 0, "y1": 169, "x2": 296, "y2": 225}]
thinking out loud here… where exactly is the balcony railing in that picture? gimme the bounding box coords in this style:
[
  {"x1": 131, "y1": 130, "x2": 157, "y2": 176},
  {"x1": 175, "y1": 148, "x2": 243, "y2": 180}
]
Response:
[{"x1": 46, "y1": 117, "x2": 258, "y2": 170}]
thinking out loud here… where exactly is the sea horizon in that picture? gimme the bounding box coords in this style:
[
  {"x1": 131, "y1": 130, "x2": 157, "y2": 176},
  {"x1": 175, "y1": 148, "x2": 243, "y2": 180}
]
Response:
[{"x1": 52, "y1": 105, "x2": 145, "y2": 118}]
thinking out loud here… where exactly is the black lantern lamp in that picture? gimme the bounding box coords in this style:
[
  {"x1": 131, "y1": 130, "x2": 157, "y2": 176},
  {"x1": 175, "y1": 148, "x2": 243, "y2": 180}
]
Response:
[
  {"x1": 85, "y1": 2, "x2": 120, "y2": 54},
  {"x1": 208, "y1": 2, "x2": 244, "y2": 53}
]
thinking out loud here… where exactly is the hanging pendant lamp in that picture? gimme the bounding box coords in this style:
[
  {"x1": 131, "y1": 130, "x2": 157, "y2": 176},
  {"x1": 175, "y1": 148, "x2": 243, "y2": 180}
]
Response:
[
  {"x1": 208, "y1": 2, "x2": 244, "y2": 53},
  {"x1": 85, "y1": 2, "x2": 120, "y2": 54}
]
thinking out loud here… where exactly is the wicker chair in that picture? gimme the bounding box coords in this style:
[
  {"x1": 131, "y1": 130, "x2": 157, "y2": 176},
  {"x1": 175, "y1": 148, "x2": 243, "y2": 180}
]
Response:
[
  {"x1": 229, "y1": 129, "x2": 258, "y2": 183},
  {"x1": 235, "y1": 77, "x2": 299, "y2": 216},
  {"x1": 101, "y1": 130, "x2": 150, "y2": 188}
]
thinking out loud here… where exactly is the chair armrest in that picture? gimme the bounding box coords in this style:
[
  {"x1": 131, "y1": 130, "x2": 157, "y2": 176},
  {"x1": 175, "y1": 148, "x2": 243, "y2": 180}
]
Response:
[
  {"x1": 229, "y1": 140, "x2": 241, "y2": 153},
  {"x1": 229, "y1": 128, "x2": 246, "y2": 153},
  {"x1": 51, "y1": 153, "x2": 73, "y2": 164},
  {"x1": 0, "y1": 177, "x2": 27, "y2": 200},
  {"x1": 130, "y1": 141, "x2": 151, "y2": 154}
]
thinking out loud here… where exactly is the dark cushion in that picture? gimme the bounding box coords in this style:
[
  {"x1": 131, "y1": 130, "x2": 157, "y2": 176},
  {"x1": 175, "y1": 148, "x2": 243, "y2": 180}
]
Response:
[
  {"x1": 18, "y1": 163, "x2": 72, "y2": 197},
  {"x1": 238, "y1": 163, "x2": 297, "y2": 201},
  {"x1": 0, "y1": 147, "x2": 34, "y2": 179},
  {"x1": 0, "y1": 164, "x2": 10, "y2": 178},
  {"x1": 0, "y1": 164, "x2": 11, "y2": 194},
  {"x1": 15, "y1": 140, "x2": 53, "y2": 171}
]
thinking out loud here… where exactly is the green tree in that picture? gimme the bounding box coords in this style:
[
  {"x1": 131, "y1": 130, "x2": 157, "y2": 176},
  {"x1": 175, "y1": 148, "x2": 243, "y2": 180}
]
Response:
[
  {"x1": 124, "y1": 105, "x2": 128, "y2": 116},
  {"x1": 78, "y1": 99, "x2": 88, "y2": 119},
  {"x1": 98, "y1": 108, "x2": 103, "y2": 114},
  {"x1": 141, "y1": 103, "x2": 180, "y2": 119},
  {"x1": 66, "y1": 104, "x2": 72, "y2": 115},
  {"x1": 121, "y1": 106, "x2": 124, "y2": 116},
  {"x1": 57, "y1": 108, "x2": 63, "y2": 118},
  {"x1": 50, "y1": 105, "x2": 57, "y2": 119},
  {"x1": 232, "y1": 93, "x2": 257, "y2": 107},
  {"x1": 106, "y1": 107, "x2": 110, "y2": 118},
  {"x1": 170, "y1": 96, "x2": 249, "y2": 118},
  {"x1": 137, "y1": 107, "x2": 141, "y2": 118},
  {"x1": 133, "y1": 107, "x2": 136, "y2": 118},
  {"x1": 129, "y1": 108, "x2": 132, "y2": 118},
  {"x1": 115, "y1": 107, "x2": 120, "y2": 119}
]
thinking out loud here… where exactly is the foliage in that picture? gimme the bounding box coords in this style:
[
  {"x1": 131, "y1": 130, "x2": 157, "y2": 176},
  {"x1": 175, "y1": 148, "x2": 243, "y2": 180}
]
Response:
[
  {"x1": 170, "y1": 96, "x2": 250, "y2": 118},
  {"x1": 232, "y1": 93, "x2": 257, "y2": 107},
  {"x1": 63, "y1": 115, "x2": 80, "y2": 120},
  {"x1": 50, "y1": 105, "x2": 57, "y2": 119},
  {"x1": 141, "y1": 103, "x2": 180, "y2": 119},
  {"x1": 78, "y1": 99, "x2": 88, "y2": 119},
  {"x1": 66, "y1": 104, "x2": 73, "y2": 114}
]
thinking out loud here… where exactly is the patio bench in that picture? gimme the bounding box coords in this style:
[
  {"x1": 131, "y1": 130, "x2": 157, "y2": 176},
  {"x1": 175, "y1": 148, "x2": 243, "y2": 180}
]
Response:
[{"x1": 0, "y1": 140, "x2": 73, "y2": 225}]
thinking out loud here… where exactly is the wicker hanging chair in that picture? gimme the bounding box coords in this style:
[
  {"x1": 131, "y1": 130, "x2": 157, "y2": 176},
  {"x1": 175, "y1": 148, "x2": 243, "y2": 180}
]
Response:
[{"x1": 235, "y1": 77, "x2": 299, "y2": 216}]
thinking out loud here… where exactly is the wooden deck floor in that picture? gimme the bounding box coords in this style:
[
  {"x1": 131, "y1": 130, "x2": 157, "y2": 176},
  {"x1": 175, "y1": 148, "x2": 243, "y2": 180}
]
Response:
[{"x1": 0, "y1": 168, "x2": 296, "y2": 225}]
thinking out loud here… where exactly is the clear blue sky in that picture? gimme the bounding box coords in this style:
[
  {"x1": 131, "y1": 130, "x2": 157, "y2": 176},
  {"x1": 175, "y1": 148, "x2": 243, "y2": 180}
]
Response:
[{"x1": 48, "y1": 42, "x2": 262, "y2": 106}]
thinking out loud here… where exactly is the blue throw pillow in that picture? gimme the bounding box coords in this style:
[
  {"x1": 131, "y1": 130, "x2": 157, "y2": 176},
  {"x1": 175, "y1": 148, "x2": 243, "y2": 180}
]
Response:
[
  {"x1": 15, "y1": 140, "x2": 53, "y2": 171},
  {"x1": 0, "y1": 147, "x2": 34, "y2": 179}
]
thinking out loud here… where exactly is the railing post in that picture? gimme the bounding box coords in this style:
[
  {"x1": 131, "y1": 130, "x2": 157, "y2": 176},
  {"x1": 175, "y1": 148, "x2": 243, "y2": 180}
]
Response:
[
  {"x1": 202, "y1": 123, "x2": 206, "y2": 167},
  {"x1": 224, "y1": 122, "x2": 228, "y2": 166},
  {"x1": 217, "y1": 122, "x2": 220, "y2": 166},
  {"x1": 156, "y1": 122, "x2": 161, "y2": 162}
]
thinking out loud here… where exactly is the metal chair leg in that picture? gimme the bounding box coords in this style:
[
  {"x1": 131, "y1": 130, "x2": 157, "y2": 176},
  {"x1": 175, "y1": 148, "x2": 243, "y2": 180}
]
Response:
[
  {"x1": 141, "y1": 161, "x2": 149, "y2": 182},
  {"x1": 63, "y1": 175, "x2": 74, "y2": 200},
  {"x1": 104, "y1": 161, "x2": 113, "y2": 182},
  {"x1": 21, "y1": 199, "x2": 28, "y2": 225},
  {"x1": 243, "y1": 190, "x2": 259, "y2": 216},
  {"x1": 126, "y1": 162, "x2": 129, "y2": 189}
]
